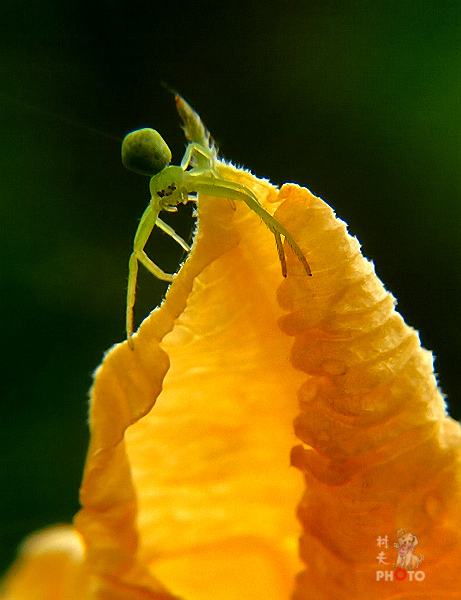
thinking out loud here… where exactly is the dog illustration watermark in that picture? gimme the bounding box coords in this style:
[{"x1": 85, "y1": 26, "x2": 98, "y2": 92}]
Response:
[
  {"x1": 393, "y1": 528, "x2": 424, "y2": 570},
  {"x1": 375, "y1": 529, "x2": 425, "y2": 582}
]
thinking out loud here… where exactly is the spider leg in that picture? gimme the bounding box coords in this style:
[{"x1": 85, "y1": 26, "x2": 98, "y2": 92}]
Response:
[
  {"x1": 190, "y1": 177, "x2": 312, "y2": 277},
  {"x1": 273, "y1": 230, "x2": 287, "y2": 278},
  {"x1": 127, "y1": 202, "x2": 174, "y2": 347},
  {"x1": 181, "y1": 142, "x2": 220, "y2": 175},
  {"x1": 155, "y1": 216, "x2": 190, "y2": 251}
]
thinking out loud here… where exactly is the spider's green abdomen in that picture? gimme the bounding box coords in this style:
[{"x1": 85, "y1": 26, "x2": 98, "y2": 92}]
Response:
[{"x1": 122, "y1": 128, "x2": 172, "y2": 176}]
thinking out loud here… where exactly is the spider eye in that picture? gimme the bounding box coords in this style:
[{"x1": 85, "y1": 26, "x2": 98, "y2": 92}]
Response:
[{"x1": 121, "y1": 128, "x2": 172, "y2": 176}]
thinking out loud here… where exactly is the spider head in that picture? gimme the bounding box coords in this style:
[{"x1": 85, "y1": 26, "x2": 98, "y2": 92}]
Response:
[{"x1": 121, "y1": 128, "x2": 172, "y2": 176}]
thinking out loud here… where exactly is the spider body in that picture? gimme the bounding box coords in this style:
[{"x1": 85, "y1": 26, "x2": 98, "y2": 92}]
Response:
[{"x1": 123, "y1": 97, "x2": 311, "y2": 347}]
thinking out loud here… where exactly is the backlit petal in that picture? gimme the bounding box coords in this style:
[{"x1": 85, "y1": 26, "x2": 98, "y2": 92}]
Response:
[{"x1": 3, "y1": 164, "x2": 460, "y2": 600}]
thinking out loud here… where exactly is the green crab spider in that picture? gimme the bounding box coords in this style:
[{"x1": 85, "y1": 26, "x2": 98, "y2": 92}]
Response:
[{"x1": 122, "y1": 97, "x2": 312, "y2": 347}]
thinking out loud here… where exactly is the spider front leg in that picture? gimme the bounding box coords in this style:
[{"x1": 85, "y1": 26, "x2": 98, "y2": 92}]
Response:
[
  {"x1": 187, "y1": 174, "x2": 312, "y2": 278},
  {"x1": 126, "y1": 201, "x2": 175, "y2": 347}
]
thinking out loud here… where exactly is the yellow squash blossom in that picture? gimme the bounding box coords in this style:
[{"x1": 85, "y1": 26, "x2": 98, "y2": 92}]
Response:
[{"x1": 2, "y1": 161, "x2": 460, "y2": 599}]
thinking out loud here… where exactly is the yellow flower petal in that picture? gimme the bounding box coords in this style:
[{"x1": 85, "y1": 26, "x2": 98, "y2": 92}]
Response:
[
  {"x1": 1, "y1": 526, "x2": 87, "y2": 600},
  {"x1": 274, "y1": 183, "x2": 461, "y2": 598},
  {"x1": 73, "y1": 165, "x2": 306, "y2": 600},
  {"x1": 3, "y1": 163, "x2": 460, "y2": 600}
]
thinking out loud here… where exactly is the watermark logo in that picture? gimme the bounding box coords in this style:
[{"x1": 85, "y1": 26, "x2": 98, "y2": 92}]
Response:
[{"x1": 375, "y1": 528, "x2": 425, "y2": 582}]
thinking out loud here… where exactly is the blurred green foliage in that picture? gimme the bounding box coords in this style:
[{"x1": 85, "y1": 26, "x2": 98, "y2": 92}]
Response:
[{"x1": 1, "y1": 0, "x2": 459, "y2": 577}]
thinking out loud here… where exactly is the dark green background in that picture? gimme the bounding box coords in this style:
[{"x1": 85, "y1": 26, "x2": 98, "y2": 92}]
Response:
[{"x1": 1, "y1": 0, "x2": 460, "y2": 577}]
